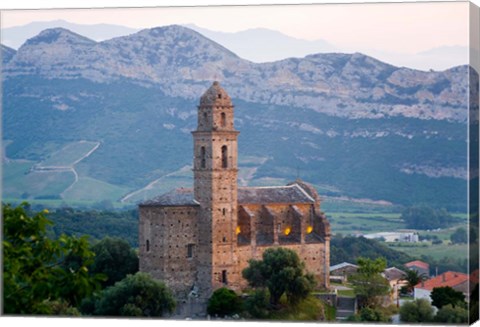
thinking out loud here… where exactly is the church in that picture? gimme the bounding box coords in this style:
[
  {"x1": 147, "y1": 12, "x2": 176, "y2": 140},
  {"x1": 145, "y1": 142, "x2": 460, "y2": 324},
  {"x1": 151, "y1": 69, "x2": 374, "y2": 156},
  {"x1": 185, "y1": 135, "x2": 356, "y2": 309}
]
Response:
[{"x1": 138, "y1": 81, "x2": 331, "y2": 312}]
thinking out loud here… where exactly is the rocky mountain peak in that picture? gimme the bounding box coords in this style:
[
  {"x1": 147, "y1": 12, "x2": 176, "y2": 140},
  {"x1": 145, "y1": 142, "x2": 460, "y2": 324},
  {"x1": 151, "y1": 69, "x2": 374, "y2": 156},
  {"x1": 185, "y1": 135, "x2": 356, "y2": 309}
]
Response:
[
  {"x1": 23, "y1": 27, "x2": 96, "y2": 48},
  {"x1": 1, "y1": 44, "x2": 16, "y2": 65}
]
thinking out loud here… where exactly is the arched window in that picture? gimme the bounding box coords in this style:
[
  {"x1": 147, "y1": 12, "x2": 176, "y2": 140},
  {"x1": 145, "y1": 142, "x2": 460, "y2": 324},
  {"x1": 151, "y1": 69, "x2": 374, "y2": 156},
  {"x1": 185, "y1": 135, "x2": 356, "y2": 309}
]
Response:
[
  {"x1": 221, "y1": 145, "x2": 228, "y2": 168},
  {"x1": 221, "y1": 112, "x2": 226, "y2": 127},
  {"x1": 200, "y1": 146, "x2": 206, "y2": 168}
]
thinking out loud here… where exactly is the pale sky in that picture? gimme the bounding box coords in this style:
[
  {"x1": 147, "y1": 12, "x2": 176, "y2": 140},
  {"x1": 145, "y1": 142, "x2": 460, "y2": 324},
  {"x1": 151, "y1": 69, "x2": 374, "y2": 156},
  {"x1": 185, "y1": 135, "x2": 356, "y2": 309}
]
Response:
[{"x1": 0, "y1": 0, "x2": 472, "y2": 55}]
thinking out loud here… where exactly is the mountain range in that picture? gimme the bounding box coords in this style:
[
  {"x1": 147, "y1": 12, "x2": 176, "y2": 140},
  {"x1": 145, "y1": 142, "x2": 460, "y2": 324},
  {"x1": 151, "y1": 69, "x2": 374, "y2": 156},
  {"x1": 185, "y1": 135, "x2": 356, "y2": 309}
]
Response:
[
  {"x1": 1, "y1": 25, "x2": 471, "y2": 210},
  {"x1": 2, "y1": 20, "x2": 469, "y2": 71}
]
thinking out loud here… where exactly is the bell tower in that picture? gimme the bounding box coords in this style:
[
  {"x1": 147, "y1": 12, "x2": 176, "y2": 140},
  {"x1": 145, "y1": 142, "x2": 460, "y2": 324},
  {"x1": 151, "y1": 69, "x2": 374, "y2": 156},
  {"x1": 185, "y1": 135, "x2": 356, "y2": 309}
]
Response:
[{"x1": 192, "y1": 81, "x2": 239, "y2": 298}]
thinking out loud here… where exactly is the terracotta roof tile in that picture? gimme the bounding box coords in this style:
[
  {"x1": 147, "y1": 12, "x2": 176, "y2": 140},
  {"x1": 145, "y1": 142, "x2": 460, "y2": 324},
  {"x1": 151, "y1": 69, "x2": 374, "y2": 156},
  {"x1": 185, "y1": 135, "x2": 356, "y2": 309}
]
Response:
[
  {"x1": 405, "y1": 260, "x2": 430, "y2": 270},
  {"x1": 415, "y1": 271, "x2": 469, "y2": 291}
]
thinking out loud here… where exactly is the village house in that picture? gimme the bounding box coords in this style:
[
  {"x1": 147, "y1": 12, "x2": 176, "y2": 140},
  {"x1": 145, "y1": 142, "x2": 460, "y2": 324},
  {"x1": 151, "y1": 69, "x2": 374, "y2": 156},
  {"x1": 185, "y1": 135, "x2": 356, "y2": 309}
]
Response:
[
  {"x1": 414, "y1": 271, "x2": 470, "y2": 302},
  {"x1": 405, "y1": 260, "x2": 430, "y2": 277}
]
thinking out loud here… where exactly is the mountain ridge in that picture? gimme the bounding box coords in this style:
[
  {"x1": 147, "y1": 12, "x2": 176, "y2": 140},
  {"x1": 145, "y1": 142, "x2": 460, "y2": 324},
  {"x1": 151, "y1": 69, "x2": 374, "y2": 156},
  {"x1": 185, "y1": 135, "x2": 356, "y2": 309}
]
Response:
[
  {"x1": 1, "y1": 25, "x2": 469, "y2": 209},
  {"x1": 2, "y1": 25, "x2": 469, "y2": 122}
]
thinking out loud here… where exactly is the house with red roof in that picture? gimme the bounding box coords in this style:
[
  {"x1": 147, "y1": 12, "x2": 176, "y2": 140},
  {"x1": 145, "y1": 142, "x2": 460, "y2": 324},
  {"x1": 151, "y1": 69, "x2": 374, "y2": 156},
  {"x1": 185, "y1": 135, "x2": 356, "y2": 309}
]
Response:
[
  {"x1": 405, "y1": 260, "x2": 430, "y2": 277},
  {"x1": 414, "y1": 271, "x2": 469, "y2": 302}
]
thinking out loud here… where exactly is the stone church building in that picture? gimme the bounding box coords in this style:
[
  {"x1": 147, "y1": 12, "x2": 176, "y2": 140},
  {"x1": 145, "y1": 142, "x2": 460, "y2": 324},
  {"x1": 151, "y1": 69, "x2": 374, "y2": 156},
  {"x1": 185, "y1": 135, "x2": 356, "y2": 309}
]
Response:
[{"x1": 139, "y1": 81, "x2": 331, "y2": 312}]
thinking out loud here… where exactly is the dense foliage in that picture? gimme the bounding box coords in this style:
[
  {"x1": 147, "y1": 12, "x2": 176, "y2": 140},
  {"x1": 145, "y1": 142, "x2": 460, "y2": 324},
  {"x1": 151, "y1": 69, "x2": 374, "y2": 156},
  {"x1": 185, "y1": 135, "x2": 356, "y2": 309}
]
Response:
[
  {"x1": 430, "y1": 286, "x2": 466, "y2": 309},
  {"x1": 2, "y1": 203, "x2": 105, "y2": 314},
  {"x1": 330, "y1": 235, "x2": 412, "y2": 267},
  {"x1": 348, "y1": 307, "x2": 392, "y2": 322},
  {"x1": 94, "y1": 272, "x2": 176, "y2": 317},
  {"x1": 434, "y1": 304, "x2": 468, "y2": 323},
  {"x1": 399, "y1": 299, "x2": 434, "y2": 323},
  {"x1": 48, "y1": 207, "x2": 138, "y2": 246},
  {"x1": 401, "y1": 205, "x2": 457, "y2": 230},
  {"x1": 207, "y1": 287, "x2": 243, "y2": 317},
  {"x1": 90, "y1": 237, "x2": 139, "y2": 287},
  {"x1": 242, "y1": 247, "x2": 316, "y2": 307},
  {"x1": 450, "y1": 227, "x2": 468, "y2": 244}
]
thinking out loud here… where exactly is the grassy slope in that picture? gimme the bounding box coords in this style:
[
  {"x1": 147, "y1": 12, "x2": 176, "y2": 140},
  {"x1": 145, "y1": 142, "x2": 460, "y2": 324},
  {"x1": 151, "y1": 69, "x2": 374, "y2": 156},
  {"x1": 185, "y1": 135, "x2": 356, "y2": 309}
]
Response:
[{"x1": 40, "y1": 141, "x2": 99, "y2": 167}]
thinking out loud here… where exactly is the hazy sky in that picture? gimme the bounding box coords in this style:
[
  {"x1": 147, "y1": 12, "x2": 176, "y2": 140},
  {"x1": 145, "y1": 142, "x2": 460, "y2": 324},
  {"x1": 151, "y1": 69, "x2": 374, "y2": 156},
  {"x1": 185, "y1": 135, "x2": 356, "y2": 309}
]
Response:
[{"x1": 1, "y1": 0, "x2": 472, "y2": 54}]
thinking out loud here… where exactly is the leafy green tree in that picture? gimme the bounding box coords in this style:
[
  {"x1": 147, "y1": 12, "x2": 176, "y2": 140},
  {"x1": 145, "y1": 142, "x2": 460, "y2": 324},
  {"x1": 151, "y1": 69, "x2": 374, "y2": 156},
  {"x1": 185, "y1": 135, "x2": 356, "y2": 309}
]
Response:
[
  {"x1": 94, "y1": 272, "x2": 175, "y2": 317},
  {"x1": 434, "y1": 304, "x2": 468, "y2": 323},
  {"x1": 90, "y1": 237, "x2": 139, "y2": 287},
  {"x1": 401, "y1": 205, "x2": 455, "y2": 230},
  {"x1": 349, "y1": 257, "x2": 390, "y2": 308},
  {"x1": 207, "y1": 287, "x2": 243, "y2": 317},
  {"x1": 242, "y1": 247, "x2": 316, "y2": 307},
  {"x1": 430, "y1": 286, "x2": 465, "y2": 309},
  {"x1": 2, "y1": 203, "x2": 105, "y2": 314},
  {"x1": 399, "y1": 298, "x2": 435, "y2": 323},
  {"x1": 450, "y1": 227, "x2": 468, "y2": 244}
]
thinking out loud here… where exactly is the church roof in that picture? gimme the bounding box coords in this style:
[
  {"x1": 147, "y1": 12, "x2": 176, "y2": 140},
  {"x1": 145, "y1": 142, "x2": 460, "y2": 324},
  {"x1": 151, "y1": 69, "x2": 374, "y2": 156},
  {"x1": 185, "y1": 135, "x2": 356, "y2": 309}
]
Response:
[
  {"x1": 140, "y1": 182, "x2": 316, "y2": 207},
  {"x1": 140, "y1": 188, "x2": 199, "y2": 207},
  {"x1": 238, "y1": 183, "x2": 315, "y2": 204},
  {"x1": 199, "y1": 81, "x2": 232, "y2": 106}
]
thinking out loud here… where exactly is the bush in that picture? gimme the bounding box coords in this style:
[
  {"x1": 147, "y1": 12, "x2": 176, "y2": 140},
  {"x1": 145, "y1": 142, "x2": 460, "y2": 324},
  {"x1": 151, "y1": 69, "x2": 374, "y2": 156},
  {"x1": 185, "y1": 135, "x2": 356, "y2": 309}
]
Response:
[
  {"x1": 434, "y1": 304, "x2": 468, "y2": 323},
  {"x1": 347, "y1": 307, "x2": 391, "y2": 322},
  {"x1": 207, "y1": 287, "x2": 243, "y2": 318},
  {"x1": 399, "y1": 298, "x2": 434, "y2": 323},
  {"x1": 244, "y1": 289, "x2": 270, "y2": 319},
  {"x1": 94, "y1": 272, "x2": 175, "y2": 317}
]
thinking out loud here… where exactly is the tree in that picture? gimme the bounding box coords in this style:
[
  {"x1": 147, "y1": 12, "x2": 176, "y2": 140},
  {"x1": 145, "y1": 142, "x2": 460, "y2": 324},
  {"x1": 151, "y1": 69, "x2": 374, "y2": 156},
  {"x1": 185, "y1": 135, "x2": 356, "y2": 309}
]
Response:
[
  {"x1": 434, "y1": 304, "x2": 468, "y2": 323},
  {"x1": 242, "y1": 247, "x2": 316, "y2": 307},
  {"x1": 399, "y1": 298, "x2": 434, "y2": 323},
  {"x1": 2, "y1": 203, "x2": 104, "y2": 314},
  {"x1": 401, "y1": 205, "x2": 455, "y2": 230},
  {"x1": 450, "y1": 227, "x2": 468, "y2": 244},
  {"x1": 94, "y1": 272, "x2": 175, "y2": 317},
  {"x1": 402, "y1": 269, "x2": 426, "y2": 294},
  {"x1": 207, "y1": 287, "x2": 243, "y2": 317},
  {"x1": 90, "y1": 237, "x2": 139, "y2": 287},
  {"x1": 349, "y1": 257, "x2": 390, "y2": 308},
  {"x1": 430, "y1": 286, "x2": 465, "y2": 309}
]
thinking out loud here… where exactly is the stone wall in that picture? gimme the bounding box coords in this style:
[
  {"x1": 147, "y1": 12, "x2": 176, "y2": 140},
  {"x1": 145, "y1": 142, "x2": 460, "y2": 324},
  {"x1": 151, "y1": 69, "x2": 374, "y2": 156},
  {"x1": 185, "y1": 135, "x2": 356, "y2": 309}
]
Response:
[{"x1": 139, "y1": 205, "x2": 199, "y2": 298}]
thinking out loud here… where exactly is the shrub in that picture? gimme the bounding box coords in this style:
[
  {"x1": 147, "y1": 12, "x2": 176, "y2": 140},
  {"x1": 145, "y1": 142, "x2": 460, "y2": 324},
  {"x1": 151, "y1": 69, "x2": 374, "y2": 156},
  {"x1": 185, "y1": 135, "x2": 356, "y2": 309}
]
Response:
[{"x1": 207, "y1": 287, "x2": 243, "y2": 318}]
